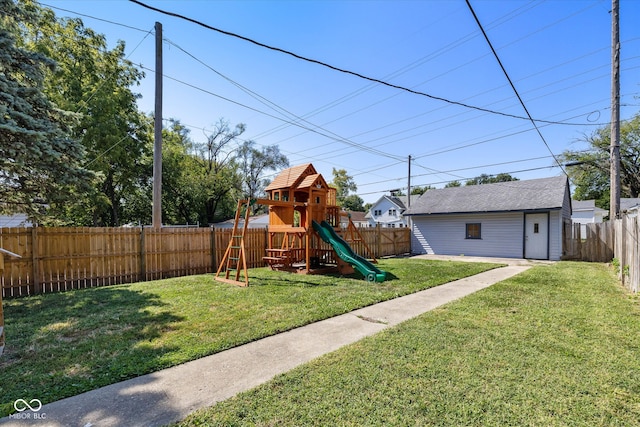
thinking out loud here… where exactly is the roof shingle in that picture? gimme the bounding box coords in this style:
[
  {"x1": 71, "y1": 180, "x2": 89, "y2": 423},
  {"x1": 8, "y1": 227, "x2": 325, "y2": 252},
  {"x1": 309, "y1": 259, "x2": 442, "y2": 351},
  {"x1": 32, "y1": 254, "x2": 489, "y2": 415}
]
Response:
[{"x1": 405, "y1": 176, "x2": 568, "y2": 215}]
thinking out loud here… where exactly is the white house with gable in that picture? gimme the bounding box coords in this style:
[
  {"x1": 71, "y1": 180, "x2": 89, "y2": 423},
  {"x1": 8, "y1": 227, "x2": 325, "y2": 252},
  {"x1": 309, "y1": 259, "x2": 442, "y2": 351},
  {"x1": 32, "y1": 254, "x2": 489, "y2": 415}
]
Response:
[{"x1": 365, "y1": 194, "x2": 420, "y2": 228}]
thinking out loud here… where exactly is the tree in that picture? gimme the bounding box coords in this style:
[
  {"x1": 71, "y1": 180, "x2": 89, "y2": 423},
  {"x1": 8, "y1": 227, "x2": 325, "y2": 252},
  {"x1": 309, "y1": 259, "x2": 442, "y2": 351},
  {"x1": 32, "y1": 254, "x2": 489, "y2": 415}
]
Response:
[
  {"x1": 331, "y1": 168, "x2": 358, "y2": 207},
  {"x1": 19, "y1": 1, "x2": 150, "y2": 225},
  {"x1": 465, "y1": 173, "x2": 519, "y2": 186},
  {"x1": 160, "y1": 120, "x2": 203, "y2": 225},
  {"x1": 237, "y1": 140, "x2": 289, "y2": 203},
  {"x1": 0, "y1": 0, "x2": 92, "y2": 222},
  {"x1": 342, "y1": 194, "x2": 365, "y2": 212},
  {"x1": 411, "y1": 185, "x2": 433, "y2": 195},
  {"x1": 445, "y1": 180, "x2": 462, "y2": 188},
  {"x1": 561, "y1": 112, "x2": 640, "y2": 209},
  {"x1": 194, "y1": 119, "x2": 245, "y2": 224}
]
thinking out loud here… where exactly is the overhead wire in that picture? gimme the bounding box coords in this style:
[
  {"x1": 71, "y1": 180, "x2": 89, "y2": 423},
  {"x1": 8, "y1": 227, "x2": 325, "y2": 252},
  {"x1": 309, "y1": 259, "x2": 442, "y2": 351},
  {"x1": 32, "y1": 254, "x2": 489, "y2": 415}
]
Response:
[
  {"x1": 163, "y1": 39, "x2": 405, "y2": 162},
  {"x1": 43, "y1": 1, "x2": 636, "y2": 201},
  {"x1": 47, "y1": 1, "x2": 625, "y2": 174},
  {"x1": 465, "y1": 0, "x2": 567, "y2": 176},
  {"x1": 41, "y1": 2, "x2": 151, "y2": 33},
  {"x1": 141, "y1": 65, "x2": 405, "y2": 162},
  {"x1": 357, "y1": 163, "x2": 566, "y2": 197},
  {"x1": 128, "y1": 0, "x2": 599, "y2": 127},
  {"x1": 357, "y1": 154, "x2": 559, "y2": 187}
]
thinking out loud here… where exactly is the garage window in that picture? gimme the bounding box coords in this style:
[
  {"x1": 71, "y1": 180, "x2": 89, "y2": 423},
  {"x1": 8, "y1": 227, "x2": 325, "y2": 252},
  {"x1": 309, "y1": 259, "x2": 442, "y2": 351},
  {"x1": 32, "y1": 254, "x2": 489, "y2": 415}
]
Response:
[{"x1": 466, "y1": 223, "x2": 481, "y2": 239}]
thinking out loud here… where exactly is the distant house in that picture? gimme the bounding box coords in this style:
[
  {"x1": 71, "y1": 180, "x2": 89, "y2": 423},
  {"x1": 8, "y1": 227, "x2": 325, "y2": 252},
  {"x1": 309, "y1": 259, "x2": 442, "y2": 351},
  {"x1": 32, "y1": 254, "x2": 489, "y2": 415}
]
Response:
[
  {"x1": 571, "y1": 200, "x2": 608, "y2": 236},
  {"x1": 339, "y1": 210, "x2": 368, "y2": 228},
  {"x1": 0, "y1": 214, "x2": 32, "y2": 228},
  {"x1": 365, "y1": 194, "x2": 420, "y2": 228},
  {"x1": 621, "y1": 198, "x2": 640, "y2": 217},
  {"x1": 213, "y1": 214, "x2": 269, "y2": 229},
  {"x1": 405, "y1": 176, "x2": 572, "y2": 260}
]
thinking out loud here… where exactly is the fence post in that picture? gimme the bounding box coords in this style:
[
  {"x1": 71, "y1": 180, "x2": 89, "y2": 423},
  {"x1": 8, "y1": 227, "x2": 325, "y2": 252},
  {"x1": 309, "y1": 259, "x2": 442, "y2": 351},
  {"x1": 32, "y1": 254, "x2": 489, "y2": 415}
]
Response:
[
  {"x1": 210, "y1": 227, "x2": 216, "y2": 273},
  {"x1": 31, "y1": 226, "x2": 41, "y2": 295},
  {"x1": 139, "y1": 226, "x2": 146, "y2": 282},
  {"x1": 633, "y1": 215, "x2": 640, "y2": 293},
  {"x1": 577, "y1": 224, "x2": 582, "y2": 260},
  {"x1": 619, "y1": 218, "x2": 626, "y2": 283}
]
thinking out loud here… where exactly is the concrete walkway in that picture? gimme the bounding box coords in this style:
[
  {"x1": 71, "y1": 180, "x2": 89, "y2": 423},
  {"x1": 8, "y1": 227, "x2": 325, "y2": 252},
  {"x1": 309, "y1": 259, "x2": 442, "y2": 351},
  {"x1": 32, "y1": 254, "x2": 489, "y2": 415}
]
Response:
[{"x1": 1, "y1": 263, "x2": 531, "y2": 427}]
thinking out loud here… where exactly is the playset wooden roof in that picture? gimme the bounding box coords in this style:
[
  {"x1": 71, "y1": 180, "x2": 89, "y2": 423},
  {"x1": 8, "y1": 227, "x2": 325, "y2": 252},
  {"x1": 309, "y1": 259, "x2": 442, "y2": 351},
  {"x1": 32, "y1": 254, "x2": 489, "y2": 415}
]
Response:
[
  {"x1": 265, "y1": 163, "x2": 319, "y2": 191},
  {"x1": 297, "y1": 173, "x2": 329, "y2": 190}
]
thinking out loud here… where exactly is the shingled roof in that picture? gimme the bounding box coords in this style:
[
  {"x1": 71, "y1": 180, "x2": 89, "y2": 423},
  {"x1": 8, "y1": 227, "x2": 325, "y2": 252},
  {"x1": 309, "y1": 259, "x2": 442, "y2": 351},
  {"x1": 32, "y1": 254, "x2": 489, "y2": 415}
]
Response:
[{"x1": 405, "y1": 176, "x2": 569, "y2": 215}]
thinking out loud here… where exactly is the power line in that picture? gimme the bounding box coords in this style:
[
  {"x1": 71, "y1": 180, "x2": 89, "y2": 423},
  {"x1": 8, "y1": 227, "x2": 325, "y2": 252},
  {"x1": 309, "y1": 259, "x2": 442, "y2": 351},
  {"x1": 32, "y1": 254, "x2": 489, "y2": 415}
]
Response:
[
  {"x1": 357, "y1": 154, "x2": 559, "y2": 188},
  {"x1": 128, "y1": 0, "x2": 596, "y2": 127},
  {"x1": 41, "y1": 2, "x2": 151, "y2": 33},
  {"x1": 465, "y1": 0, "x2": 567, "y2": 176},
  {"x1": 142, "y1": 66, "x2": 404, "y2": 162},
  {"x1": 46, "y1": 1, "x2": 626, "y2": 172},
  {"x1": 357, "y1": 164, "x2": 564, "y2": 197},
  {"x1": 164, "y1": 39, "x2": 405, "y2": 162}
]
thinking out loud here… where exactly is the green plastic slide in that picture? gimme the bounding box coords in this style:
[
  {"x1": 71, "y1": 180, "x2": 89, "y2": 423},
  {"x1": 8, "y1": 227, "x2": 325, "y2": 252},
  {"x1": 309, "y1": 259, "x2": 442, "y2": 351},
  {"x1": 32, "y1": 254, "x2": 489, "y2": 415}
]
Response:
[{"x1": 312, "y1": 220, "x2": 386, "y2": 283}]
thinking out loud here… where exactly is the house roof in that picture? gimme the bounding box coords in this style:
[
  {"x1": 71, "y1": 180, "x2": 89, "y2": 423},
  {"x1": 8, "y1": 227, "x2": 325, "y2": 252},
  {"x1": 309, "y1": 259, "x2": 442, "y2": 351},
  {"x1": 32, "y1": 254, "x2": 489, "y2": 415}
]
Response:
[
  {"x1": 0, "y1": 214, "x2": 31, "y2": 227},
  {"x1": 368, "y1": 194, "x2": 420, "y2": 213},
  {"x1": 572, "y1": 200, "x2": 608, "y2": 214},
  {"x1": 214, "y1": 214, "x2": 269, "y2": 229},
  {"x1": 395, "y1": 194, "x2": 421, "y2": 209},
  {"x1": 264, "y1": 163, "x2": 316, "y2": 191},
  {"x1": 571, "y1": 200, "x2": 595, "y2": 211},
  {"x1": 621, "y1": 198, "x2": 640, "y2": 211},
  {"x1": 405, "y1": 176, "x2": 569, "y2": 215},
  {"x1": 344, "y1": 210, "x2": 367, "y2": 222}
]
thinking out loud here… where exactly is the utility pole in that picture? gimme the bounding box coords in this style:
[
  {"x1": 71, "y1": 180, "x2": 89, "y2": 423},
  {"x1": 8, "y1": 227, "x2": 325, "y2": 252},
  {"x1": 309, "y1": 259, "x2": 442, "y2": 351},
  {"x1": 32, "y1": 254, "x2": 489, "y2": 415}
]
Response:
[
  {"x1": 407, "y1": 155, "x2": 412, "y2": 207},
  {"x1": 152, "y1": 22, "x2": 163, "y2": 228},
  {"x1": 610, "y1": 0, "x2": 621, "y2": 219}
]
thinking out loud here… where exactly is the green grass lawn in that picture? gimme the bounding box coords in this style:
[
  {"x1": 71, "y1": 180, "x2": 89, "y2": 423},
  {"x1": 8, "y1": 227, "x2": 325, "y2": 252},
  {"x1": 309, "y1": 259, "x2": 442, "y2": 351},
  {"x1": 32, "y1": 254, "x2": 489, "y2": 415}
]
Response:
[
  {"x1": 176, "y1": 262, "x2": 640, "y2": 427},
  {"x1": 0, "y1": 258, "x2": 499, "y2": 417}
]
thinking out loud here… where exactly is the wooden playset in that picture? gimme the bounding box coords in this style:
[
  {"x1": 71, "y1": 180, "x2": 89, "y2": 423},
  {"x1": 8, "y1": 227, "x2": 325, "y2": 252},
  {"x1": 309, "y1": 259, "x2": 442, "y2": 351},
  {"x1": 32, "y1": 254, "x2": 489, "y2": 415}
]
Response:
[{"x1": 215, "y1": 163, "x2": 385, "y2": 286}]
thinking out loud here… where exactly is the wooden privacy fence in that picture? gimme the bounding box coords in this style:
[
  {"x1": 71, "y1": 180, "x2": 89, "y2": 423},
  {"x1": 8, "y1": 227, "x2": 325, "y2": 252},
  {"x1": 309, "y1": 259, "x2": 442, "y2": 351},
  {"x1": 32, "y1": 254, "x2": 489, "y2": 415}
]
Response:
[
  {"x1": 563, "y1": 213, "x2": 639, "y2": 293},
  {"x1": 1, "y1": 226, "x2": 410, "y2": 297}
]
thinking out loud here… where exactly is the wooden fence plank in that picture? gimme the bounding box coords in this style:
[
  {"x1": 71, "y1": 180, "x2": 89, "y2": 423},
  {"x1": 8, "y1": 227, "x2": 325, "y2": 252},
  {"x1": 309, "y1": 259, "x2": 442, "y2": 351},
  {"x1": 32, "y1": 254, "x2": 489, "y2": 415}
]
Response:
[
  {"x1": 1, "y1": 226, "x2": 410, "y2": 298},
  {"x1": 563, "y1": 214, "x2": 639, "y2": 293}
]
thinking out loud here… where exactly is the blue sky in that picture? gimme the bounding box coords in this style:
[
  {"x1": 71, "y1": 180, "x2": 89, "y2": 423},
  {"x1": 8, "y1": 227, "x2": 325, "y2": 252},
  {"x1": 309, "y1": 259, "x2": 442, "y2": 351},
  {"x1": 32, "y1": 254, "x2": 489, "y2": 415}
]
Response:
[{"x1": 44, "y1": 0, "x2": 640, "y2": 204}]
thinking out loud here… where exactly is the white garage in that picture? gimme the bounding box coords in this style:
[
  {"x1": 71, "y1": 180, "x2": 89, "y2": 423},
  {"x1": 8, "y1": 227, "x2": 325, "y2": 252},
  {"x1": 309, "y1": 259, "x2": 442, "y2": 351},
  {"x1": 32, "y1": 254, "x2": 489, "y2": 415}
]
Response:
[{"x1": 405, "y1": 176, "x2": 572, "y2": 261}]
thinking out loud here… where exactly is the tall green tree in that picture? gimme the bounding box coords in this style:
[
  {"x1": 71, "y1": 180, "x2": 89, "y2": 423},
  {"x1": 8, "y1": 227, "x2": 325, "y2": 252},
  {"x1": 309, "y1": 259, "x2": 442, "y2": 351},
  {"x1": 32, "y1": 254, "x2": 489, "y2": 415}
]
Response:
[
  {"x1": 160, "y1": 120, "x2": 210, "y2": 225},
  {"x1": 465, "y1": 173, "x2": 519, "y2": 186},
  {"x1": 20, "y1": 1, "x2": 150, "y2": 225},
  {"x1": 237, "y1": 140, "x2": 289, "y2": 202},
  {"x1": 331, "y1": 168, "x2": 358, "y2": 207},
  {"x1": 411, "y1": 185, "x2": 434, "y2": 195},
  {"x1": 342, "y1": 194, "x2": 365, "y2": 212},
  {"x1": 0, "y1": 0, "x2": 92, "y2": 222},
  {"x1": 194, "y1": 119, "x2": 245, "y2": 224},
  {"x1": 561, "y1": 112, "x2": 640, "y2": 209}
]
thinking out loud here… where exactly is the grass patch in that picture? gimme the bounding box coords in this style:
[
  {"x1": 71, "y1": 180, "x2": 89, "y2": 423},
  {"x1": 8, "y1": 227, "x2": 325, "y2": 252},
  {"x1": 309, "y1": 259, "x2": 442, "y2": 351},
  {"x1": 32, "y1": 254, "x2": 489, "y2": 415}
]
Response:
[
  {"x1": 0, "y1": 258, "x2": 499, "y2": 417},
  {"x1": 177, "y1": 262, "x2": 640, "y2": 426}
]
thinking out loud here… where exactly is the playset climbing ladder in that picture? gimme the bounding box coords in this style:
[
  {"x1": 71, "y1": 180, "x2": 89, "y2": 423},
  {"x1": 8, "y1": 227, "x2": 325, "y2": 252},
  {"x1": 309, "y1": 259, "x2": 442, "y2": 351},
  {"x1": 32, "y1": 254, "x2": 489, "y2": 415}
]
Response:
[{"x1": 215, "y1": 200, "x2": 252, "y2": 287}]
